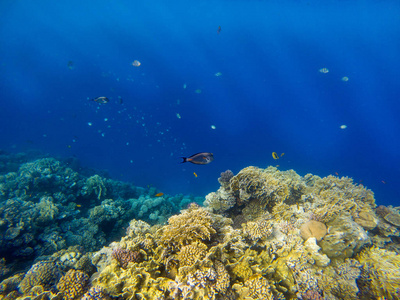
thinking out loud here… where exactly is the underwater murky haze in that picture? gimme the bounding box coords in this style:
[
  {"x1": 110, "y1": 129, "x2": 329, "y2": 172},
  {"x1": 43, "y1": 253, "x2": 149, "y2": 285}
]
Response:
[{"x1": 0, "y1": 0, "x2": 399, "y2": 204}]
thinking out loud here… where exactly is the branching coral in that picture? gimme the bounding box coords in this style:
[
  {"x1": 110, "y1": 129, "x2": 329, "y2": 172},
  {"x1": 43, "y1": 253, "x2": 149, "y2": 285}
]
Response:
[
  {"x1": 157, "y1": 203, "x2": 216, "y2": 248},
  {"x1": 242, "y1": 216, "x2": 274, "y2": 244},
  {"x1": 229, "y1": 166, "x2": 291, "y2": 209},
  {"x1": 356, "y1": 246, "x2": 400, "y2": 299}
]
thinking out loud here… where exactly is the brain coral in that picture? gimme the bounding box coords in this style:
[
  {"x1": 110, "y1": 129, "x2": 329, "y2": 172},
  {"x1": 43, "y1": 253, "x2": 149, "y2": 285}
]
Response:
[
  {"x1": 18, "y1": 261, "x2": 63, "y2": 294},
  {"x1": 56, "y1": 269, "x2": 90, "y2": 300},
  {"x1": 157, "y1": 203, "x2": 216, "y2": 248}
]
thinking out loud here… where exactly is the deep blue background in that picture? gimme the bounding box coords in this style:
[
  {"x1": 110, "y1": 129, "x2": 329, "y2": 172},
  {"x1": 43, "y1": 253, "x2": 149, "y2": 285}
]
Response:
[{"x1": 1, "y1": 0, "x2": 399, "y2": 205}]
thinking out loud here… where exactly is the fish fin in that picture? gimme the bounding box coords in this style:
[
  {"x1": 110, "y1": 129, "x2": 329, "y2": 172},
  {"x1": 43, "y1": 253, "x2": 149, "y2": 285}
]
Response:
[{"x1": 180, "y1": 157, "x2": 187, "y2": 163}]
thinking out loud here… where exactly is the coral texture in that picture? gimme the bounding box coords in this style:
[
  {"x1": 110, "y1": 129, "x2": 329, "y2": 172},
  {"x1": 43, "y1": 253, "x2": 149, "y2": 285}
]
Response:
[{"x1": 56, "y1": 269, "x2": 89, "y2": 300}]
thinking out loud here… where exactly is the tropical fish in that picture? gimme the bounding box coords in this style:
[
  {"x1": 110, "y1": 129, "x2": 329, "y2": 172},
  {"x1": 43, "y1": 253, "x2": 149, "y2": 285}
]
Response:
[
  {"x1": 193, "y1": 172, "x2": 198, "y2": 177},
  {"x1": 217, "y1": 26, "x2": 221, "y2": 34},
  {"x1": 272, "y1": 152, "x2": 279, "y2": 160},
  {"x1": 132, "y1": 60, "x2": 141, "y2": 67},
  {"x1": 181, "y1": 152, "x2": 214, "y2": 165},
  {"x1": 91, "y1": 97, "x2": 109, "y2": 104},
  {"x1": 155, "y1": 192, "x2": 164, "y2": 197}
]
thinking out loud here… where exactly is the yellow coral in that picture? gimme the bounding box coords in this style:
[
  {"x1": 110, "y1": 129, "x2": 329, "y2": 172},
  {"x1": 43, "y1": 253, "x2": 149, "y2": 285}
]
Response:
[
  {"x1": 157, "y1": 203, "x2": 216, "y2": 248},
  {"x1": 310, "y1": 176, "x2": 376, "y2": 223},
  {"x1": 244, "y1": 274, "x2": 274, "y2": 300},
  {"x1": 356, "y1": 246, "x2": 400, "y2": 300},
  {"x1": 177, "y1": 241, "x2": 207, "y2": 267},
  {"x1": 18, "y1": 261, "x2": 62, "y2": 294},
  {"x1": 230, "y1": 166, "x2": 291, "y2": 209},
  {"x1": 242, "y1": 216, "x2": 274, "y2": 242},
  {"x1": 57, "y1": 269, "x2": 89, "y2": 300}
]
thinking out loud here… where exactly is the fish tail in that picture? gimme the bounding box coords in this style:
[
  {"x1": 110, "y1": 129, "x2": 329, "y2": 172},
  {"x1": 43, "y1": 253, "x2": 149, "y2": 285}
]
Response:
[{"x1": 180, "y1": 157, "x2": 187, "y2": 163}]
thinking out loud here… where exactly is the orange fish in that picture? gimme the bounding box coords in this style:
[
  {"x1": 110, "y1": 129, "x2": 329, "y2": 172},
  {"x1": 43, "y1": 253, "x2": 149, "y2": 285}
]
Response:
[
  {"x1": 193, "y1": 172, "x2": 198, "y2": 178},
  {"x1": 335, "y1": 172, "x2": 339, "y2": 176},
  {"x1": 280, "y1": 153, "x2": 285, "y2": 157},
  {"x1": 155, "y1": 192, "x2": 164, "y2": 197},
  {"x1": 381, "y1": 180, "x2": 386, "y2": 184}
]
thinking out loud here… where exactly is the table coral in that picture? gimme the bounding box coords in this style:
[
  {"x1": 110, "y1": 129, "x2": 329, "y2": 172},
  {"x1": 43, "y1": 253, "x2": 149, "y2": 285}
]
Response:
[{"x1": 56, "y1": 269, "x2": 89, "y2": 300}]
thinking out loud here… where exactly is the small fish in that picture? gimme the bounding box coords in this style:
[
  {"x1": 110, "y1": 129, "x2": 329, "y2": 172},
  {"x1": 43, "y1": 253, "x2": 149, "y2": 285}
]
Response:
[
  {"x1": 181, "y1": 152, "x2": 214, "y2": 165},
  {"x1": 280, "y1": 153, "x2": 285, "y2": 157},
  {"x1": 193, "y1": 172, "x2": 198, "y2": 177},
  {"x1": 272, "y1": 152, "x2": 279, "y2": 160},
  {"x1": 91, "y1": 97, "x2": 109, "y2": 104},
  {"x1": 217, "y1": 26, "x2": 221, "y2": 34},
  {"x1": 155, "y1": 192, "x2": 164, "y2": 197},
  {"x1": 132, "y1": 60, "x2": 141, "y2": 67},
  {"x1": 381, "y1": 180, "x2": 386, "y2": 184},
  {"x1": 76, "y1": 204, "x2": 82, "y2": 207},
  {"x1": 67, "y1": 61, "x2": 74, "y2": 70},
  {"x1": 335, "y1": 172, "x2": 339, "y2": 176}
]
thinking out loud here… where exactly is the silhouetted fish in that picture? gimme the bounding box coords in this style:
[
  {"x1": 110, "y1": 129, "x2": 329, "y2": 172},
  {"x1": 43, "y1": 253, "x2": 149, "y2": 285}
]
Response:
[
  {"x1": 181, "y1": 152, "x2": 214, "y2": 165},
  {"x1": 91, "y1": 97, "x2": 109, "y2": 104}
]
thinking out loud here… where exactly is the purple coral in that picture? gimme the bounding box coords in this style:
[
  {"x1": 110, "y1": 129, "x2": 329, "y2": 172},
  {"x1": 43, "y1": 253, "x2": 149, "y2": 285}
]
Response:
[
  {"x1": 112, "y1": 248, "x2": 141, "y2": 269},
  {"x1": 218, "y1": 170, "x2": 234, "y2": 186},
  {"x1": 301, "y1": 289, "x2": 324, "y2": 300}
]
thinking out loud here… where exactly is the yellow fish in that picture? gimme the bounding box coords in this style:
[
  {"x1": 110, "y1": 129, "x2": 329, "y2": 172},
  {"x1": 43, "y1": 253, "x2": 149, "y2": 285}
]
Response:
[
  {"x1": 280, "y1": 153, "x2": 285, "y2": 157},
  {"x1": 272, "y1": 152, "x2": 279, "y2": 160},
  {"x1": 193, "y1": 172, "x2": 198, "y2": 178}
]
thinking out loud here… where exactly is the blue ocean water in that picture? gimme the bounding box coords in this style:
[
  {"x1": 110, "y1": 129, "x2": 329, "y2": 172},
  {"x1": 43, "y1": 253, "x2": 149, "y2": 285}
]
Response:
[{"x1": 0, "y1": 0, "x2": 399, "y2": 205}]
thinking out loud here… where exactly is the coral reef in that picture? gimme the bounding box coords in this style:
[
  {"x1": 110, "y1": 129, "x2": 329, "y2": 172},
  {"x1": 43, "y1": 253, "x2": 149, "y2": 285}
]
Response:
[
  {"x1": 1, "y1": 161, "x2": 400, "y2": 300},
  {"x1": 0, "y1": 154, "x2": 198, "y2": 278}
]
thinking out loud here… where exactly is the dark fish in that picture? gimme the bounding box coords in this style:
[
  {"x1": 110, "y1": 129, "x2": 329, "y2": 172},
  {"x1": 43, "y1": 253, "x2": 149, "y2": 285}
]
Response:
[
  {"x1": 181, "y1": 152, "x2": 214, "y2": 165},
  {"x1": 217, "y1": 26, "x2": 221, "y2": 34},
  {"x1": 91, "y1": 96, "x2": 109, "y2": 104}
]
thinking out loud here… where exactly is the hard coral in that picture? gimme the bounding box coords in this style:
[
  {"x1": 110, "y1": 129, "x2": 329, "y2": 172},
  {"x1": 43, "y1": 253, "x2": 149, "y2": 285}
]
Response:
[
  {"x1": 300, "y1": 220, "x2": 327, "y2": 242},
  {"x1": 230, "y1": 166, "x2": 290, "y2": 208},
  {"x1": 244, "y1": 274, "x2": 274, "y2": 300},
  {"x1": 158, "y1": 203, "x2": 216, "y2": 248},
  {"x1": 356, "y1": 246, "x2": 400, "y2": 300},
  {"x1": 218, "y1": 170, "x2": 234, "y2": 189},
  {"x1": 18, "y1": 261, "x2": 63, "y2": 294},
  {"x1": 176, "y1": 241, "x2": 207, "y2": 267},
  {"x1": 82, "y1": 286, "x2": 111, "y2": 300},
  {"x1": 56, "y1": 269, "x2": 89, "y2": 300},
  {"x1": 242, "y1": 216, "x2": 274, "y2": 243},
  {"x1": 112, "y1": 248, "x2": 141, "y2": 269}
]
